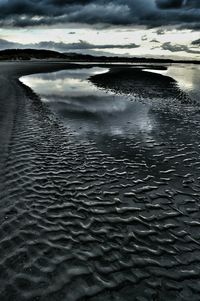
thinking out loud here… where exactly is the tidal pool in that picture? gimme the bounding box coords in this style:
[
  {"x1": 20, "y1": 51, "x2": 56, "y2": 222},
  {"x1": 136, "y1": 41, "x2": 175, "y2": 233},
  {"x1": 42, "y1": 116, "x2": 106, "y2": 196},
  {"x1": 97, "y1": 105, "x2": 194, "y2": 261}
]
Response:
[{"x1": 21, "y1": 64, "x2": 200, "y2": 161}]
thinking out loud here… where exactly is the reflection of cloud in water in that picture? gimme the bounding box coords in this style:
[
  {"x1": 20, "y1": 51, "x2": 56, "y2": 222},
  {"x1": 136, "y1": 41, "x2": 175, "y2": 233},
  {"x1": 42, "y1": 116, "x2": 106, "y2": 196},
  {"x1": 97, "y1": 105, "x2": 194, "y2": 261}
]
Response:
[
  {"x1": 21, "y1": 64, "x2": 200, "y2": 160},
  {"x1": 144, "y1": 64, "x2": 200, "y2": 103},
  {"x1": 21, "y1": 67, "x2": 154, "y2": 140},
  {"x1": 20, "y1": 64, "x2": 200, "y2": 162},
  {"x1": 21, "y1": 68, "x2": 111, "y2": 99},
  {"x1": 47, "y1": 95, "x2": 128, "y2": 114},
  {"x1": 51, "y1": 96, "x2": 153, "y2": 138}
]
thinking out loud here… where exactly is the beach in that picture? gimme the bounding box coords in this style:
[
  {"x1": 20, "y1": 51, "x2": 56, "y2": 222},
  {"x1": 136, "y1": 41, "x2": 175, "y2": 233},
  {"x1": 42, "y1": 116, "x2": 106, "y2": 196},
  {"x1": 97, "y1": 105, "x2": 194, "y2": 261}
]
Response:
[{"x1": 0, "y1": 61, "x2": 200, "y2": 301}]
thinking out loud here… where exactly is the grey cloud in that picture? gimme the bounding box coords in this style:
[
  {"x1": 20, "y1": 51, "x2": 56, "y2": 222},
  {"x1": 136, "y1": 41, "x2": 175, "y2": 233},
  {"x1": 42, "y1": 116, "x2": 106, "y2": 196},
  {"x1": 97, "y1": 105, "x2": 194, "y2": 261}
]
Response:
[
  {"x1": 63, "y1": 40, "x2": 140, "y2": 50},
  {"x1": 151, "y1": 39, "x2": 160, "y2": 43},
  {"x1": 0, "y1": 0, "x2": 199, "y2": 28},
  {"x1": 162, "y1": 41, "x2": 200, "y2": 54},
  {"x1": 0, "y1": 38, "x2": 140, "y2": 52},
  {"x1": 156, "y1": 0, "x2": 184, "y2": 9},
  {"x1": 37, "y1": 40, "x2": 140, "y2": 51},
  {"x1": 0, "y1": 38, "x2": 18, "y2": 48},
  {"x1": 156, "y1": 29, "x2": 165, "y2": 34}
]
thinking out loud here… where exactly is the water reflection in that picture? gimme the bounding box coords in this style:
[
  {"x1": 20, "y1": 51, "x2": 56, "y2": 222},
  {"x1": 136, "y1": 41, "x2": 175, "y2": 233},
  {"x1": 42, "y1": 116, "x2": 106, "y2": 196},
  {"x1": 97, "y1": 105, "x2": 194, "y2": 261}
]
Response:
[
  {"x1": 145, "y1": 64, "x2": 200, "y2": 103},
  {"x1": 22, "y1": 68, "x2": 110, "y2": 100},
  {"x1": 21, "y1": 67, "x2": 154, "y2": 140},
  {"x1": 21, "y1": 64, "x2": 199, "y2": 161}
]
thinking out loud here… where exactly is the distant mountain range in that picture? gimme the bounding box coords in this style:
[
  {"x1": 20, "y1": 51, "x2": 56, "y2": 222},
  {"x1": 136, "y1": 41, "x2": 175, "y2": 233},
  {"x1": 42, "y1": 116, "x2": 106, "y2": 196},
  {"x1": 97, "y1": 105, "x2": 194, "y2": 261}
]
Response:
[{"x1": 0, "y1": 48, "x2": 199, "y2": 64}]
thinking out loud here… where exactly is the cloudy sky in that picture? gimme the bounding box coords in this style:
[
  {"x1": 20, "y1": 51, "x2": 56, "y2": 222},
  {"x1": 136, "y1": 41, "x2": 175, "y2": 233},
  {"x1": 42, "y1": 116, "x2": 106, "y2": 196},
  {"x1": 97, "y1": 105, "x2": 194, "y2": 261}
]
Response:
[{"x1": 0, "y1": 0, "x2": 199, "y2": 59}]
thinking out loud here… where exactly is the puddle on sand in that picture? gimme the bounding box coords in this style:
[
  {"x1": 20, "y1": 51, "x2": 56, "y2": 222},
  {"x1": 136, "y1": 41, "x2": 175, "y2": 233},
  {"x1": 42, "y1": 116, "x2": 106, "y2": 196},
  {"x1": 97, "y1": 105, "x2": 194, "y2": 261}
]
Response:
[{"x1": 21, "y1": 67, "x2": 157, "y2": 157}]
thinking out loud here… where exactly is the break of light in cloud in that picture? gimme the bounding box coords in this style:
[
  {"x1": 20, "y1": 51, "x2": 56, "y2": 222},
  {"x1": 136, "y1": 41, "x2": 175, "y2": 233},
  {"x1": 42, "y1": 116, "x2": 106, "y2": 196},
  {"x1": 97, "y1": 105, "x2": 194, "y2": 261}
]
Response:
[{"x1": 0, "y1": 0, "x2": 199, "y2": 59}]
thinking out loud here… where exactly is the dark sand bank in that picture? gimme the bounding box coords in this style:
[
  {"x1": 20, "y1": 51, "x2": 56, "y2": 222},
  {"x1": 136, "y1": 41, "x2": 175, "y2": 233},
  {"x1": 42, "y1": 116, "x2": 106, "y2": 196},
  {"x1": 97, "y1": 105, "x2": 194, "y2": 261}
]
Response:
[
  {"x1": 0, "y1": 62, "x2": 200, "y2": 301},
  {"x1": 91, "y1": 67, "x2": 190, "y2": 103}
]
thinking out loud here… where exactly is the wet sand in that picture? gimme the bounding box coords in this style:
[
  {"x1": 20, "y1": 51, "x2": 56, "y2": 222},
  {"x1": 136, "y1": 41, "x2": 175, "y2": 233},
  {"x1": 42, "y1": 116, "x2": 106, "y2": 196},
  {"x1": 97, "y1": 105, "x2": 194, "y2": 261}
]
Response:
[{"x1": 0, "y1": 62, "x2": 200, "y2": 301}]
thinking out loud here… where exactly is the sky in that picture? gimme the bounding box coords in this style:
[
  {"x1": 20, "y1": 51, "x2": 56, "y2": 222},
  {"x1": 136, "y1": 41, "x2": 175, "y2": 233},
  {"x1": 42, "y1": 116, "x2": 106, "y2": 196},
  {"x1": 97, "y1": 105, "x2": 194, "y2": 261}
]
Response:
[{"x1": 0, "y1": 0, "x2": 199, "y2": 59}]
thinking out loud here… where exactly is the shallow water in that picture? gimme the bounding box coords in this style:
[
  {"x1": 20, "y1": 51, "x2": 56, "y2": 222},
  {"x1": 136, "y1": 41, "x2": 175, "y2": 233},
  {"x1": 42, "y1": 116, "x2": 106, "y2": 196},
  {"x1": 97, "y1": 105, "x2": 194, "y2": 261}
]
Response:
[
  {"x1": 1, "y1": 63, "x2": 200, "y2": 301},
  {"x1": 22, "y1": 67, "x2": 154, "y2": 146},
  {"x1": 21, "y1": 64, "x2": 200, "y2": 160},
  {"x1": 144, "y1": 64, "x2": 200, "y2": 103}
]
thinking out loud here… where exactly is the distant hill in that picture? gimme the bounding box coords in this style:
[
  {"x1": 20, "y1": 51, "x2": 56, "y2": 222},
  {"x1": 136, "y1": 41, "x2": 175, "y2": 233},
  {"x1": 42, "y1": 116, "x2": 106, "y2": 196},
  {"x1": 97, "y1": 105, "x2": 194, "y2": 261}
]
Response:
[
  {"x1": 64, "y1": 52, "x2": 200, "y2": 64},
  {"x1": 64, "y1": 52, "x2": 175, "y2": 63},
  {"x1": 0, "y1": 48, "x2": 199, "y2": 64},
  {"x1": 0, "y1": 49, "x2": 67, "y2": 61}
]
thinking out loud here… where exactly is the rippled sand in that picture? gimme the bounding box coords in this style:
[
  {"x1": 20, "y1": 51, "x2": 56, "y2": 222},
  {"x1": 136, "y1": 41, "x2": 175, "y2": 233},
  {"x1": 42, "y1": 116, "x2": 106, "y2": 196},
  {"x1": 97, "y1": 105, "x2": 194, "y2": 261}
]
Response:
[{"x1": 0, "y1": 62, "x2": 200, "y2": 301}]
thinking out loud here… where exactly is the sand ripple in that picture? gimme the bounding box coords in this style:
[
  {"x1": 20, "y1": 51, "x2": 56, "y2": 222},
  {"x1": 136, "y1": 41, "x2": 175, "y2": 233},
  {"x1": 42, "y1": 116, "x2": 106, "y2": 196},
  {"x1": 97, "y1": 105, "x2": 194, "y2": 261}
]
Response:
[{"x1": 0, "y1": 65, "x2": 200, "y2": 300}]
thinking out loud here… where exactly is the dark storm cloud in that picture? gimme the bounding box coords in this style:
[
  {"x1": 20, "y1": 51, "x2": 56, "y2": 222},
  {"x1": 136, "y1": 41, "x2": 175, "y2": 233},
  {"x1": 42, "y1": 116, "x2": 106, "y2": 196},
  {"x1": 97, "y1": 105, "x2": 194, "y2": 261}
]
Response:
[
  {"x1": 0, "y1": 0, "x2": 199, "y2": 28},
  {"x1": 162, "y1": 42, "x2": 200, "y2": 54},
  {"x1": 0, "y1": 38, "x2": 140, "y2": 52},
  {"x1": 156, "y1": 0, "x2": 184, "y2": 9}
]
